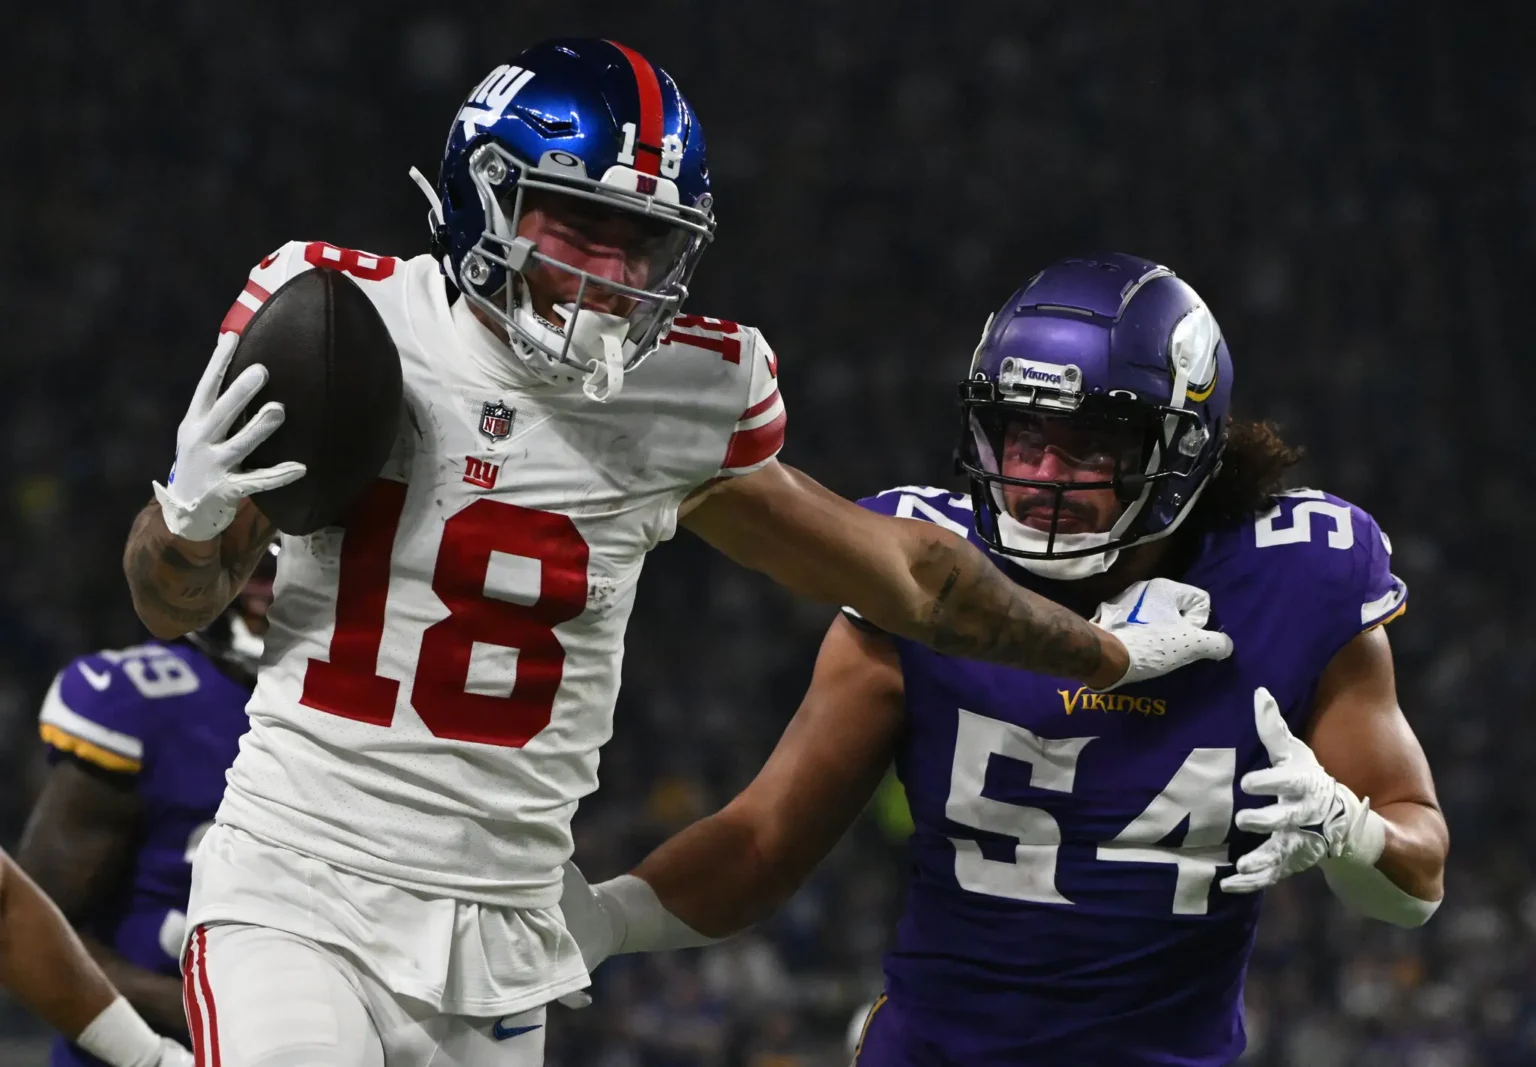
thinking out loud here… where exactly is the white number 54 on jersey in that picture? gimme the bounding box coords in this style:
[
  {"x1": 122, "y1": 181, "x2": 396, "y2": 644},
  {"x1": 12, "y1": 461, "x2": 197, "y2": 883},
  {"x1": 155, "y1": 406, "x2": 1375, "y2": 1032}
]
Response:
[{"x1": 947, "y1": 709, "x2": 1235, "y2": 915}]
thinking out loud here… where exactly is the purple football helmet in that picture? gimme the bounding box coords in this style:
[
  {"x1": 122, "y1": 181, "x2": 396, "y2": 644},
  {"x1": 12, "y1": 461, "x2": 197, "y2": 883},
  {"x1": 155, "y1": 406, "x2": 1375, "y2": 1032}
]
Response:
[{"x1": 958, "y1": 254, "x2": 1232, "y2": 579}]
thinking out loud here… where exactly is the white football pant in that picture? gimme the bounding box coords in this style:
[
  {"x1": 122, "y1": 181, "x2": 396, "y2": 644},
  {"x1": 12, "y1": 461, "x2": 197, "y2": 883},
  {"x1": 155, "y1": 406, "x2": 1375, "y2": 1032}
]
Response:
[{"x1": 182, "y1": 923, "x2": 548, "y2": 1067}]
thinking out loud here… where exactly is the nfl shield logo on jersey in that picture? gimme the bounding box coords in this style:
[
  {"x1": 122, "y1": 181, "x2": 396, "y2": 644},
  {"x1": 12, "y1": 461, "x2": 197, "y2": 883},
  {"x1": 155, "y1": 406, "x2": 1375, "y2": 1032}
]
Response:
[{"x1": 479, "y1": 401, "x2": 515, "y2": 441}]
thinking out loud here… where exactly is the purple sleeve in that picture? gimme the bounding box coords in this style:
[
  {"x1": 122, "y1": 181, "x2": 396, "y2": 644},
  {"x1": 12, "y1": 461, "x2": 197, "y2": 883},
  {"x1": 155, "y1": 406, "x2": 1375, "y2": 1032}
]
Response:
[
  {"x1": 38, "y1": 653, "x2": 154, "y2": 776},
  {"x1": 842, "y1": 486, "x2": 975, "y2": 629},
  {"x1": 1254, "y1": 491, "x2": 1407, "y2": 670}
]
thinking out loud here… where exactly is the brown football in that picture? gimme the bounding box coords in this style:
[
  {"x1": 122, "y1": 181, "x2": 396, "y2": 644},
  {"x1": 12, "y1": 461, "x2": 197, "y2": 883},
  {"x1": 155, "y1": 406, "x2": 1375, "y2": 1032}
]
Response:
[{"x1": 225, "y1": 268, "x2": 402, "y2": 534}]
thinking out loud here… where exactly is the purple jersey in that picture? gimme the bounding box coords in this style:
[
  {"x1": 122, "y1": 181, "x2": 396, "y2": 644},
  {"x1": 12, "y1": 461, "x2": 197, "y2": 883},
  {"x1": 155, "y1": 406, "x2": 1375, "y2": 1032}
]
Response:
[
  {"x1": 850, "y1": 485, "x2": 1406, "y2": 1066},
  {"x1": 38, "y1": 640, "x2": 250, "y2": 1067}
]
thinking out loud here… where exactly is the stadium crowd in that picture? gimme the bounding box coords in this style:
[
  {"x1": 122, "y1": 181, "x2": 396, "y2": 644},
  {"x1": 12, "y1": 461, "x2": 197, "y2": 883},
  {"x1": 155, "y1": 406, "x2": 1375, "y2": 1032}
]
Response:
[{"x1": 0, "y1": 2, "x2": 1527, "y2": 1064}]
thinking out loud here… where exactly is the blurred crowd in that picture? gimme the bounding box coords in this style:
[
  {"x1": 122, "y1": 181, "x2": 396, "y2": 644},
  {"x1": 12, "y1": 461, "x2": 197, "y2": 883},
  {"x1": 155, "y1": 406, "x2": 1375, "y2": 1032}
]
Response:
[{"x1": 1, "y1": 1, "x2": 1529, "y2": 1064}]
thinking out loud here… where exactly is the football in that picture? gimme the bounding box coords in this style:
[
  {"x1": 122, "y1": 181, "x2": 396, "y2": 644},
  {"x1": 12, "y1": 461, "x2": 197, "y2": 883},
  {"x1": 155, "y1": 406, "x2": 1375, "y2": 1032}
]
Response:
[{"x1": 226, "y1": 267, "x2": 402, "y2": 535}]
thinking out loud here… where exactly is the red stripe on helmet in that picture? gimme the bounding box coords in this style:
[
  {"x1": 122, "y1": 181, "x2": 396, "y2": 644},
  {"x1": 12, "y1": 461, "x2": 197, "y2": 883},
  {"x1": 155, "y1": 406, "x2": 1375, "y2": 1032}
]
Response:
[{"x1": 606, "y1": 40, "x2": 665, "y2": 176}]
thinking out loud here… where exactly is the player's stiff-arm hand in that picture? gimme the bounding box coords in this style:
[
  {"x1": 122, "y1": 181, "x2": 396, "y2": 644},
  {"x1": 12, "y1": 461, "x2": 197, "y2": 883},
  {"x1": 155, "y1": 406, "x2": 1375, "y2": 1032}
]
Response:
[
  {"x1": 0, "y1": 852, "x2": 192, "y2": 1067},
  {"x1": 560, "y1": 613, "x2": 905, "y2": 974},
  {"x1": 680, "y1": 459, "x2": 1232, "y2": 690},
  {"x1": 1219, "y1": 627, "x2": 1448, "y2": 926},
  {"x1": 124, "y1": 333, "x2": 300, "y2": 639}
]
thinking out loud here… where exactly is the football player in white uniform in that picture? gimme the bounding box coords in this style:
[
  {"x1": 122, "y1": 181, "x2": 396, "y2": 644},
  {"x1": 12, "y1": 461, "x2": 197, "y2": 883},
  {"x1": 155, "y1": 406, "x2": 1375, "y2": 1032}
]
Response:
[{"x1": 122, "y1": 38, "x2": 1232, "y2": 1067}]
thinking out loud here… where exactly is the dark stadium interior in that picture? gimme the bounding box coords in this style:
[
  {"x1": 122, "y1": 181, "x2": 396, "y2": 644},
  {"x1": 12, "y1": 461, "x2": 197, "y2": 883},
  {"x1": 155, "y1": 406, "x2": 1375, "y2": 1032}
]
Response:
[{"x1": 1, "y1": 2, "x2": 1528, "y2": 1064}]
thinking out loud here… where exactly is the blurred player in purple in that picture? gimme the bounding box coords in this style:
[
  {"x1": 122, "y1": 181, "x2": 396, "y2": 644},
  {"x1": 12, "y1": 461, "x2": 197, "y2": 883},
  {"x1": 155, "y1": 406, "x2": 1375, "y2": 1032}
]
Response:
[
  {"x1": 17, "y1": 551, "x2": 274, "y2": 1067},
  {"x1": 561, "y1": 255, "x2": 1449, "y2": 1065}
]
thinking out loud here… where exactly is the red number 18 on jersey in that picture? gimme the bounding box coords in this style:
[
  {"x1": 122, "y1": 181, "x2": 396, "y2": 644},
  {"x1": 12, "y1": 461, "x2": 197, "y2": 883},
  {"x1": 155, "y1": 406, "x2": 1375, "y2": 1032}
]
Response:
[{"x1": 298, "y1": 480, "x2": 589, "y2": 748}]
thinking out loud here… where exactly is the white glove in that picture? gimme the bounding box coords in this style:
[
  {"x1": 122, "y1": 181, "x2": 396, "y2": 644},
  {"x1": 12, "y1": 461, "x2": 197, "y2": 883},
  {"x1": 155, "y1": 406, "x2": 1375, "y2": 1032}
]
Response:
[
  {"x1": 560, "y1": 860, "x2": 623, "y2": 972},
  {"x1": 553, "y1": 861, "x2": 617, "y2": 1009},
  {"x1": 1093, "y1": 578, "x2": 1234, "y2": 689},
  {"x1": 155, "y1": 1038, "x2": 194, "y2": 1067},
  {"x1": 1220, "y1": 687, "x2": 1384, "y2": 894},
  {"x1": 153, "y1": 333, "x2": 306, "y2": 541}
]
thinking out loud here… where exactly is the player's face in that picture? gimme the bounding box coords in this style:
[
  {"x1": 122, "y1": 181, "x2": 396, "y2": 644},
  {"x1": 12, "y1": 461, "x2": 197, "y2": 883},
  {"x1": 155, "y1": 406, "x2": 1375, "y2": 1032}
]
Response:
[
  {"x1": 514, "y1": 191, "x2": 683, "y2": 321},
  {"x1": 998, "y1": 414, "x2": 1143, "y2": 534}
]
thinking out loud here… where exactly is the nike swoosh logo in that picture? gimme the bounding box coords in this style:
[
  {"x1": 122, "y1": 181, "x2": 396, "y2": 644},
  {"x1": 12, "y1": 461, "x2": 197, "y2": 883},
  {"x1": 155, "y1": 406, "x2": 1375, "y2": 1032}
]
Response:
[
  {"x1": 491, "y1": 1021, "x2": 541, "y2": 1041},
  {"x1": 1125, "y1": 586, "x2": 1151, "y2": 625},
  {"x1": 78, "y1": 663, "x2": 112, "y2": 692}
]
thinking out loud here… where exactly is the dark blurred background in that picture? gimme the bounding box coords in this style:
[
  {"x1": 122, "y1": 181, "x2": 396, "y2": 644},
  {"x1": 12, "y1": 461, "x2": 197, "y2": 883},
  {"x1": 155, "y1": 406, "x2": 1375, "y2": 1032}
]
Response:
[{"x1": 1, "y1": 2, "x2": 1530, "y2": 1064}]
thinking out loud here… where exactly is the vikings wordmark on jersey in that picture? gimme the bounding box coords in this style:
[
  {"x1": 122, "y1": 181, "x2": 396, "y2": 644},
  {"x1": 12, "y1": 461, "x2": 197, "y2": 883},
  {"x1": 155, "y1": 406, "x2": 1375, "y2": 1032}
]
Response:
[{"x1": 848, "y1": 485, "x2": 1404, "y2": 1066}]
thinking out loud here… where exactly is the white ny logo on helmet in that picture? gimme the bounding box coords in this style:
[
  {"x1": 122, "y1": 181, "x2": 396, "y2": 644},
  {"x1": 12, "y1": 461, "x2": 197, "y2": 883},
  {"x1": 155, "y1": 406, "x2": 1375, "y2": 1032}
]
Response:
[{"x1": 458, "y1": 65, "x2": 536, "y2": 140}]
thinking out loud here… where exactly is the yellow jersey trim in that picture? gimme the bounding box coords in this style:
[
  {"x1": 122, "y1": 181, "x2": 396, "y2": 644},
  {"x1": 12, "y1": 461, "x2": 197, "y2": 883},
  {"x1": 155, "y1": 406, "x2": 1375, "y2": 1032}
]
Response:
[
  {"x1": 852, "y1": 994, "x2": 889, "y2": 1062},
  {"x1": 39, "y1": 724, "x2": 143, "y2": 774}
]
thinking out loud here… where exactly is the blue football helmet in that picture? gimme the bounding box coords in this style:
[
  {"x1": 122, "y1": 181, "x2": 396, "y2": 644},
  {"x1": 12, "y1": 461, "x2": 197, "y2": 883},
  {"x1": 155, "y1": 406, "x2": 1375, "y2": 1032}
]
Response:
[
  {"x1": 414, "y1": 38, "x2": 714, "y2": 400},
  {"x1": 958, "y1": 254, "x2": 1233, "y2": 579}
]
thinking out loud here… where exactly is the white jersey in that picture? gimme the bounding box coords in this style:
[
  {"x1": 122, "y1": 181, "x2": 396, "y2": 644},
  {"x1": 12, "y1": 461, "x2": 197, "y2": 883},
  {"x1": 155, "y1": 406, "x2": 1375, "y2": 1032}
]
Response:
[{"x1": 211, "y1": 240, "x2": 785, "y2": 909}]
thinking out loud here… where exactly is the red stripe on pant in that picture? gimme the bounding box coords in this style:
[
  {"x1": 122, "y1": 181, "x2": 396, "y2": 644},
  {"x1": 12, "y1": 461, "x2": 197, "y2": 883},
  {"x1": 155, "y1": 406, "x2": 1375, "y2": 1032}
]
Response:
[
  {"x1": 606, "y1": 40, "x2": 665, "y2": 176},
  {"x1": 183, "y1": 927, "x2": 223, "y2": 1067},
  {"x1": 182, "y1": 931, "x2": 206, "y2": 1066}
]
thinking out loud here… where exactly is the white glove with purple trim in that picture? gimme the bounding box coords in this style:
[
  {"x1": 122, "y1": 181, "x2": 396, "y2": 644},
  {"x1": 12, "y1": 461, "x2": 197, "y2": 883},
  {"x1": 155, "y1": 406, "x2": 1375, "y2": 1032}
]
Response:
[
  {"x1": 1093, "y1": 578, "x2": 1234, "y2": 689},
  {"x1": 1220, "y1": 687, "x2": 1384, "y2": 894}
]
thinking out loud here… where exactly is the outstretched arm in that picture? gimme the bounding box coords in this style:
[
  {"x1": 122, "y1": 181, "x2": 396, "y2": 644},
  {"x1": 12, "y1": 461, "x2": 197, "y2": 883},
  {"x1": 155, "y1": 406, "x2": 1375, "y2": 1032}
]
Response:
[
  {"x1": 680, "y1": 461, "x2": 1128, "y2": 688},
  {"x1": 562, "y1": 615, "x2": 904, "y2": 967},
  {"x1": 642, "y1": 616, "x2": 903, "y2": 935}
]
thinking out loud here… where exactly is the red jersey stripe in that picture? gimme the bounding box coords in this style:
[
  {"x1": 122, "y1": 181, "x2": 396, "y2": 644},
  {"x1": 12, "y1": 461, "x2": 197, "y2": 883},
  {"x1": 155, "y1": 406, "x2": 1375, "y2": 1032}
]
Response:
[
  {"x1": 219, "y1": 279, "x2": 271, "y2": 336},
  {"x1": 739, "y1": 388, "x2": 781, "y2": 423},
  {"x1": 607, "y1": 40, "x2": 664, "y2": 176},
  {"x1": 723, "y1": 409, "x2": 787, "y2": 471}
]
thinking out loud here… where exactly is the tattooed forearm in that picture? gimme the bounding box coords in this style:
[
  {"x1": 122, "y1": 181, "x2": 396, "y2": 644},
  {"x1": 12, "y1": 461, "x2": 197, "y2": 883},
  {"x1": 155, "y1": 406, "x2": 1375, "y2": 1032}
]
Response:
[
  {"x1": 908, "y1": 531, "x2": 1127, "y2": 689},
  {"x1": 123, "y1": 498, "x2": 275, "y2": 638}
]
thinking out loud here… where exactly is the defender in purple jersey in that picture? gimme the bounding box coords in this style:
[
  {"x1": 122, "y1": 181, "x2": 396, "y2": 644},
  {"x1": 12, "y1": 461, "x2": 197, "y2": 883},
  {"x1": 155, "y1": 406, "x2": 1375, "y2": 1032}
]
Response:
[
  {"x1": 17, "y1": 557, "x2": 272, "y2": 1067},
  {"x1": 559, "y1": 255, "x2": 1449, "y2": 1065}
]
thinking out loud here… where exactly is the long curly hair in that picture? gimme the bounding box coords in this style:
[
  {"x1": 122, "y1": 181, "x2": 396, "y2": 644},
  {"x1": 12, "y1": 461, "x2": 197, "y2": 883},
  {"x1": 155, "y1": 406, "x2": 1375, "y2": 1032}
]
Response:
[{"x1": 1183, "y1": 419, "x2": 1306, "y2": 534}]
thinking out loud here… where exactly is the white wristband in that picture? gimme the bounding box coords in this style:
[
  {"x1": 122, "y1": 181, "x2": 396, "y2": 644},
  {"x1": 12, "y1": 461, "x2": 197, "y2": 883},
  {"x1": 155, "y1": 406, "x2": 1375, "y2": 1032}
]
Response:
[
  {"x1": 594, "y1": 874, "x2": 724, "y2": 955},
  {"x1": 76, "y1": 997, "x2": 163, "y2": 1067},
  {"x1": 1321, "y1": 855, "x2": 1442, "y2": 928},
  {"x1": 1333, "y1": 797, "x2": 1387, "y2": 866},
  {"x1": 1322, "y1": 807, "x2": 1440, "y2": 927}
]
